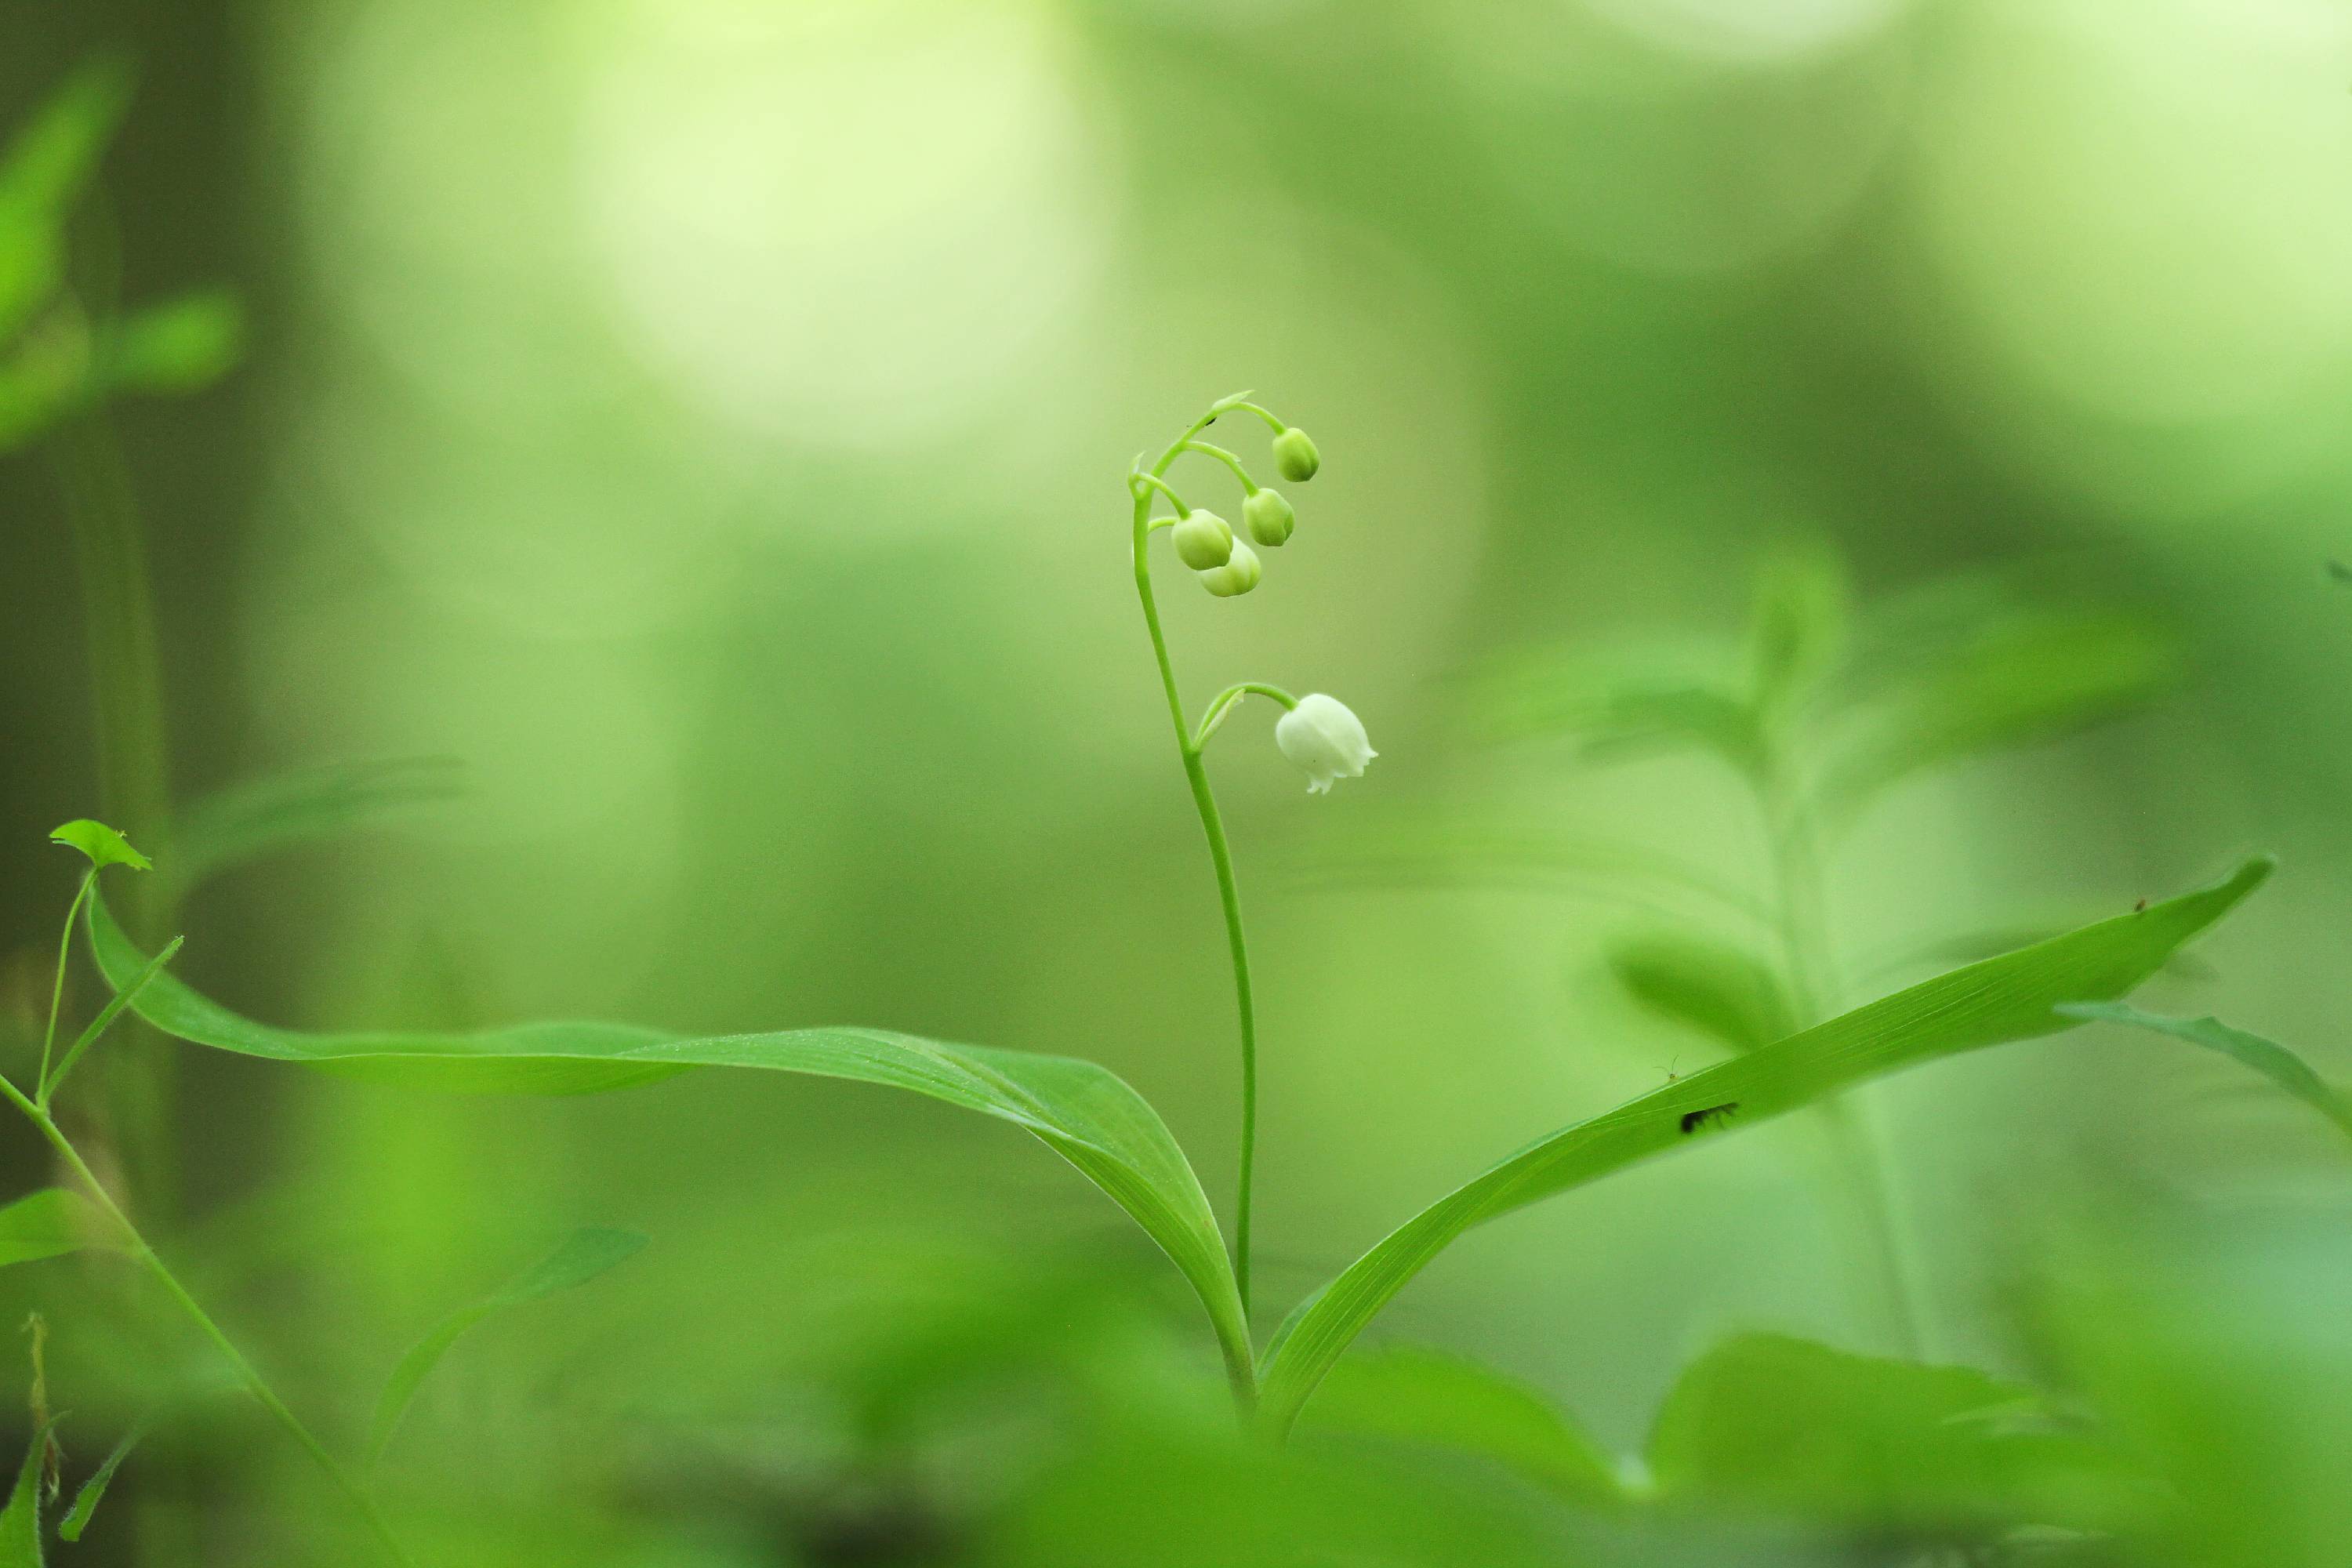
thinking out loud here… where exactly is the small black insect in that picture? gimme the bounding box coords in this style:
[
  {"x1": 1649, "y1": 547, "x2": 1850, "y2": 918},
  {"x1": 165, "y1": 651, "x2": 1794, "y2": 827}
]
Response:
[
  {"x1": 2134, "y1": 895, "x2": 2148, "y2": 913},
  {"x1": 1679, "y1": 1102, "x2": 1738, "y2": 1134},
  {"x1": 2329, "y1": 558, "x2": 2352, "y2": 586}
]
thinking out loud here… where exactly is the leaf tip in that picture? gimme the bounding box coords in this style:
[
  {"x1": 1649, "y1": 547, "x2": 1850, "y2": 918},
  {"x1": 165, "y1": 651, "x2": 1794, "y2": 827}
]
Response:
[{"x1": 49, "y1": 819, "x2": 151, "y2": 872}]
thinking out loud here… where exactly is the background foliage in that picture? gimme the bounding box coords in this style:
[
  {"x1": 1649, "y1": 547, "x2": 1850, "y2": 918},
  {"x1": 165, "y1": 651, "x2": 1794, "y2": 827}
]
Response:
[{"x1": 4, "y1": 1, "x2": 2349, "y2": 1562}]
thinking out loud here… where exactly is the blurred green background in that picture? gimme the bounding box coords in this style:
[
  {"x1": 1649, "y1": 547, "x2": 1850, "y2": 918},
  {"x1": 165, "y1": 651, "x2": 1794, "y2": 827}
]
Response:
[{"x1": 6, "y1": 0, "x2": 2352, "y2": 1561}]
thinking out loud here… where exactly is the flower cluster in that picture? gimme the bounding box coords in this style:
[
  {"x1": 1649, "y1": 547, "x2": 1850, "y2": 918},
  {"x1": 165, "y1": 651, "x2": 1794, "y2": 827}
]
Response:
[
  {"x1": 1138, "y1": 408, "x2": 1319, "y2": 601},
  {"x1": 1130, "y1": 396, "x2": 1374, "y2": 795}
]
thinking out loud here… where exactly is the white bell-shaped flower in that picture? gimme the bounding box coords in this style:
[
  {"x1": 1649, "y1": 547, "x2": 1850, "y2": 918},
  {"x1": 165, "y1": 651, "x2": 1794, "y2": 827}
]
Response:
[{"x1": 1274, "y1": 694, "x2": 1375, "y2": 794}]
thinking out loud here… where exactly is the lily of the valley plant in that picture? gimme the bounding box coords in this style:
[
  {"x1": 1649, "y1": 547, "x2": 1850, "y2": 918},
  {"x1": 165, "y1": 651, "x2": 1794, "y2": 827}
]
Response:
[
  {"x1": 24, "y1": 394, "x2": 2275, "y2": 1562},
  {"x1": 1127, "y1": 390, "x2": 1372, "y2": 1323}
]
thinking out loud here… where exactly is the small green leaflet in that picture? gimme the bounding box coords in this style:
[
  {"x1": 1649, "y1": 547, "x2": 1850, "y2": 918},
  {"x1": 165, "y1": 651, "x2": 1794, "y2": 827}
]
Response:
[
  {"x1": 56, "y1": 1421, "x2": 144, "y2": 1543},
  {"x1": 370, "y1": 1228, "x2": 646, "y2": 1463},
  {"x1": 97, "y1": 291, "x2": 242, "y2": 395},
  {"x1": 48, "y1": 820, "x2": 149, "y2": 873},
  {"x1": 1606, "y1": 931, "x2": 1795, "y2": 1054},
  {"x1": 0, "y1": 1189, "x2": 111, "y2": 1270},
  {"x1": 0, "y1": 1419, "x2": 55, "y2": 1567},
  {"x1": 2056, "y1": 1002, "x2": 2352, "y2": 1145},
  {"x1": 86, "y1": 894, "x2": 1254, "y2": 1400},
  {"x1": 0, "y1": 57, "x2": 132, "y2": 343},
  {"x1": 1254, "y1": 858, "x2": 2270, "y2": 1438}
]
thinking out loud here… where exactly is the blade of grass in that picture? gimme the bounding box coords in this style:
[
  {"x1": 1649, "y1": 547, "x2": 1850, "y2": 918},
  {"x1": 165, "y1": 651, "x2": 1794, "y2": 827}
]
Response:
[{"x1": 1254, "y1": 858, "x2": 2271, "y2": 1438}]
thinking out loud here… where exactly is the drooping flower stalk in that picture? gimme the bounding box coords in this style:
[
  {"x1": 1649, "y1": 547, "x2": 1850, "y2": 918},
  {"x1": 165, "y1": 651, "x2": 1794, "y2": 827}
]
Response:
[{"x1": 1125, "y1": 394, "x2": 1370, "y2": 1328}]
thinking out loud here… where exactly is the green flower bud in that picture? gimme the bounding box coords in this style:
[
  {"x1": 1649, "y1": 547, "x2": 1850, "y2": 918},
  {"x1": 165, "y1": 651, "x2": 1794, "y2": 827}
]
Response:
[
  {"x1": 1272, "y1": 426, "x2": 1320, "y2": 482},
  {"x1": 1243, "y1": 487, "x2": 1295, "y2": 547},
  {"x1": 1171, "y1": 509, "x2": 1234, "y2": 571},
  {"x1": 1198, "y1": 539, "x2": 1261, "y2": 597}
]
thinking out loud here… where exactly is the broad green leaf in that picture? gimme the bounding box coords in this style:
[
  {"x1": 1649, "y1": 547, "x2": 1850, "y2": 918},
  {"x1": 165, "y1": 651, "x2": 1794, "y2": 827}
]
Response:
[
  {"x1": 0, "y1": 1189, "x2": 111, "y2": 1269},
  {"x1": 1605, "y1": 931, "x2": 1794, "y2": 1053},
  {"x1": 1818, "y1": 609, "x2": 2172, "y2": 825},
  {"x1": 0, "y1": 1418, "x2": 53, "y2": 1567},
  {"x1": 0, "y1": 58, "x2": 132, "y2": 341},
  {"x1": 370, "y1": 1228, "x2": 645, "y2": 1462},
  {"x1": 87, "y1": 895, "x2": 1252, "y2": 1396},
  {"x1": 1646, "y1": 1334, "x2": 2132, "y2": 1527},
  {"x1": 48, "y1": 819, "x2": 148, "y2": 872},
  {"x1": 167, "y1": 757, "x2": 464, "y2": 894},
  {"x1": 1255, "y1": 857, "x2": 2271, "y2": 1438},
  {"x1": 1297, "y1": 1346, "x2": 1622, "y2": 1508},
  {"x1": 98, "y1": 291, "x2": 241, "y2": 395},
  {"x1": 2056, "y1": 1002, "x2": 2352, "y2": 1145}
]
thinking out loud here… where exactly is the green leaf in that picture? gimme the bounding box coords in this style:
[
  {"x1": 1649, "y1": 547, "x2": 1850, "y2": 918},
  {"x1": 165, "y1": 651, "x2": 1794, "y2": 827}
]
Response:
[
  {"x1": 1819, "y1": 609, "x2": 2172, "y2": 824},
  {"x1": 98, "y1": 291, "x2": 241, "y2": 395},
  {"x1": 0, "y1": 60, "x2": 132, "y2": 220},
  {"x1": 56, "y1": 1421, "x2": 143, "y2": 1544},
  {"x1": 167, "y1": 757, "x2": 464, "y2": 894},
  {"x1": 1646, "y1": 1334, "x2": 2131, "y2": 1526},
  {"x1": 0, "y1": 1189, "x2": 110, "y2": 1270},
  {"x1": 1254, "y1": 857, "x2": 2272, "y2": 1438},
  {"x1": 370, "y1": 1227, "x2": 645, "y2": 1463},
  {"x1": 0, "y1": 1418, "x2": 53, "y2": 1567},
  {"x1": 48, "y1": 819, "x2": 149, "y2": 872},
  {"x1": 2056, "y1": 1002, "x2": 2352, "y2": 1145},
  {"x1": 1296, "y1": 1346, "x2": 1622, "y2": 1508},
  {"x1": 86, "y1": 895, "x2": 1253, "y2": 1396},
  {"x1": 1605, "y1": 931, "x2": 1795, "y2": 1053},
  {"x1": 0, "y1": 58, "x2": 133, "y2": 342}
]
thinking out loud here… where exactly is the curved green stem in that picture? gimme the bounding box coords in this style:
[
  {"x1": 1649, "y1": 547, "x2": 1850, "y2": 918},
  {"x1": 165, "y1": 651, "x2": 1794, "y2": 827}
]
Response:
[
  {"x1": 38, "y1": 870, "x2": 96, "y2": 1097},
  {"x1": 0, "y1": 1074, "x2": 418, "y2": 1566},
  {"x1": 1131, "y1": 404, "x2": 1279, "y2": 1377},
  {"x1": 1194, "y1": 683, "x2": 1298, "y2": 751},
  {"x1": 44, "y1": 935, "x2": 184, "y2": 1109},
  {"x1": 1131, "y1": 471, "x2": 1190, "y2": 516},
  {"x1": 1175, "y1": 441, "x2": 1258, "y2": 493},
  {"x1": 1217, "y1": 399, "x2": 1287, "y2": 434}
]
